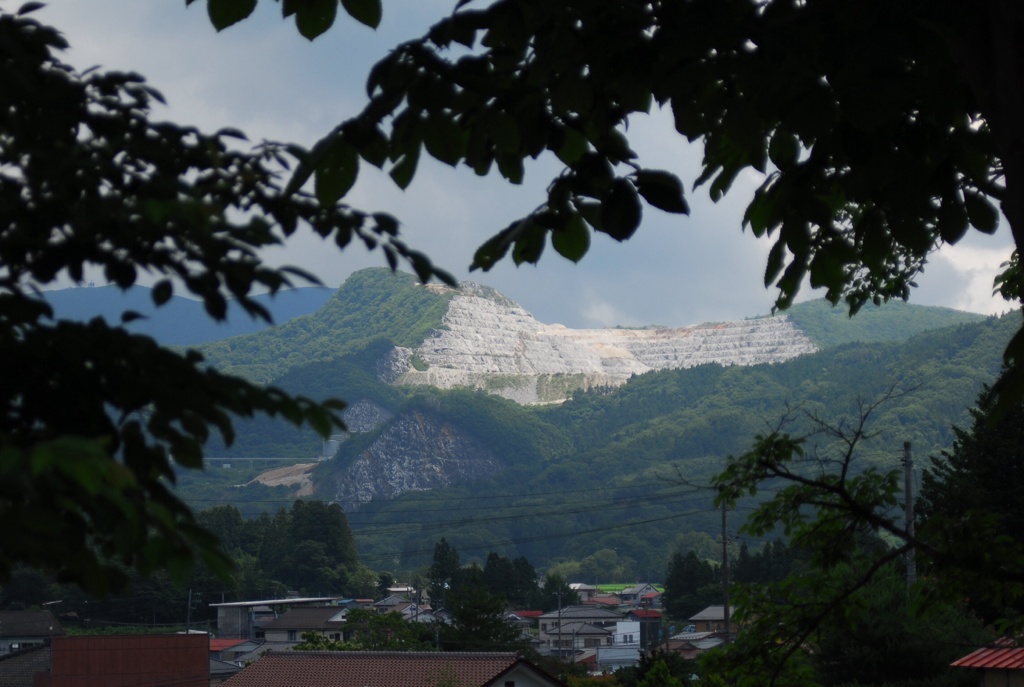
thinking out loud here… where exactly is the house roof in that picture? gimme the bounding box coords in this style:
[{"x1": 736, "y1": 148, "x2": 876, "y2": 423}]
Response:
[
  {"x1": 539, "y1": 606, "x2": 623, "y2": 621},
  {"x1": 620, "y1": 584, "x2": 657, "y2": 596},
  {"x1": 261, "y1": 607, "x2": 345, "y2": 630},
  {"x1": 210, "y1": 597, "x2": 339, "y2": 609},
  {"x1": 627, "y1": 609, "x2": 662, "y2": 619},
  {"x1": 688, "y1": 606, "x2": 736, "y2": 621},
  {"x1": 0, "y1": 643, "x2": 50, "y2": 687},
  {"x1": 221, "y1": 651, "x2": 566, "y2": 687},
  {"x1": 585, "y1": 595, "x2": 622, "y2": 606},
  {"x1": 511, "y1": 610, "x2": 543, "y2": 618},
  {"x1": 551, "y1": 622, "x2": 611, "y2": 636},
  {"x1": 953, "y1": 638, "x2": 1024, "y2": 670},
  {"x1": 211, "y1": 638, "x2": 249, "y2": 652},
  {"x1": 0, "y1": 611, "x2": 64, "y2": 639}
]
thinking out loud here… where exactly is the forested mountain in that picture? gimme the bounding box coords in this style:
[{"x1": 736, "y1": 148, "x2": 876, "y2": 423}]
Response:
[{"x1": 164, "y1": 268, "x2": 1014, "y2": 581}]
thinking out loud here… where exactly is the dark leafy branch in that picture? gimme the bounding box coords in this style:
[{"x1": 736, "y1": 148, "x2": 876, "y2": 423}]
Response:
[{"x1": 0, "y1": 5, "x2": 452, "y2": 594}]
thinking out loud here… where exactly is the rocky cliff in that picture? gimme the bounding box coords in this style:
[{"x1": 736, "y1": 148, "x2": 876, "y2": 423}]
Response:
[
  {"x1": 329, "y1": 409, "x2": 503, "y2": 511},
  {"x1": 389, "y1": 282, "x2": 818, "y2": 403}
]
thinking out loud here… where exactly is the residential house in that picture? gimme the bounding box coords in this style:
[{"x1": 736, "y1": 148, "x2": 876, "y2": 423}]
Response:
[
  {"x1": 0, "y1": 611, "x2": 64, "y2": 655},
  {"x1": 506, "y1": 611, "x2": 542, "y2": 629},
  {"x1": 569, "y1": 584, "x2": 599, "y2": 601},
  {"x1": 619, "y1": 584, "x2": 661, "y2": 607},
  {"x1": 537, "y1": 606, "x2": 622, "y2": 656},
  {"x1": 625, "y1": 609, "x2": 663, "y2": 649},
  {"x1": 688, "y1": 605, "x2": 736, "y2": 633},
  {"x1": 372, "y1": 595, "x2": 410, "y2": 614},
  {"x1": 220, "y1": 650, "x2": 567, "y2": 687},
  {"x1": 209, "y1": 638, "x2": 249, "y2": 663},
  {"x1": 952, "y1": 637, "x2": 1024, "y2": 687},
  {"x1": 596, "y1": 620, "x2": 641, "y2": 671},
  {"x1": 209, "y1": 597, "x2": 339, "y2": 640},
  {"x1": 584, "y1": 594, "x2": 622, "y2": 609},
  {"x1": 261, "y1": 607, "x2": 347, "y2": 643},
  {"x1": 659, "y1": 630, "x2": 727, "y2": 660}
]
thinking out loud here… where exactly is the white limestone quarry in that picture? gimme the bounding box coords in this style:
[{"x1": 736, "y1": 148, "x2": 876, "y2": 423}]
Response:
[{"x1": 389, "y1": 282, "x2": 819, "y2": 404}]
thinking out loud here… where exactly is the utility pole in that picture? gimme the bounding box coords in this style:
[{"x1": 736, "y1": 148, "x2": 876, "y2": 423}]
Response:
[
  {"x1": 721, "y1": 501, "x2": 731, "y2": 642},
  {"x1": 903, "y1": 441, "x2": 917, "y2": 587},
  {"x1": 556, "y1": 588, "x2": 563, "y2": 659}
]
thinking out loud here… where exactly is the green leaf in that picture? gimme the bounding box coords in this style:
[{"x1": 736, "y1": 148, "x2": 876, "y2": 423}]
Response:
[
  {"x1": 634, "y1": 169, "x2": 689, "y2": 214},
  {"x1": 314, "y1": 136, "x2": 359, "y2": 206},
  {"x1": 938, "y1": 198, "x2": 970, "y2": 244},
  {"x1": 555, "y1": 128, "x2": 588, "y2": 166},
  {"x1": 963, "y1": 190, "x2": 1000, "y2": 234},
  {"x1": 295, "y1": 0, "x2": 338, "y2": 40},
  {"x1": 389, "y1": 148, "x2": 420, "y2": 189},
  {"x1": 423, "y1": 114, "x2": 466, "y2": 167},
  {"x1": 764, "y1": 240, "x2": 786, "y2": 287},
  {"x1": 768, "y1": 128, "x2": 799, "y2": 170},
  {"x1": 600, "y1": 179, "x2": 642, "y2": 241},
  {"x1": 471, "y1": 223, "x2": 518, "y2": 270},
  {"x1": 206, "y1": 0, "x2": 256, "y2": 31},
  {"x1": 152, "y1": 279, "x2": 173, "y2": 306},
  {"x1": 551, "y1": 213, "x2": 591, "y2": 263},
  {"x1": 342, "y1": 0, "x2": 382, "y2": 29},
  {"x1": 512, "y1": 219, "x2": 546, "y2": 265}
]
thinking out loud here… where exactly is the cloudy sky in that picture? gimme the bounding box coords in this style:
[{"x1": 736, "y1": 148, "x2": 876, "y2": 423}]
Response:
[{"x1": 36, "y1": 1, "x2": 1017, "y2": 329}]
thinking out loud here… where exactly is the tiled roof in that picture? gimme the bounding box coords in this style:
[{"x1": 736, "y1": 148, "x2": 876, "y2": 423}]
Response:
[
  {"x1": 221, "y1": 651, "x2": 564, "y2": 687},
  {"x1": 0, "y1": 644, "x2": 50, "y2": 687},
  {"x1": 953, "y1": 638, "x2": 1024, "y2": 670},
  {"x1": 0, "y1": 611, "x2": 64, "y2": 639}
]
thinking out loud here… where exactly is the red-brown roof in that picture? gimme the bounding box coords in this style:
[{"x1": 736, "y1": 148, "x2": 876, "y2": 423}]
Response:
[
  {"x1": 628, "y1": 609, "x2": 663, "y2": 619},
  {"x1": 512, "y1": 610, "x2": 543, "y2": 618},
  {"x1": 222, "y1": 651, "x2": 566, "y2": 687},
  {"x1": 952, "y1": 638, "x2": 1024, "y2": 670},
  {"x1": 210, "y1": 638, "x2": 248, "y2": 652}
]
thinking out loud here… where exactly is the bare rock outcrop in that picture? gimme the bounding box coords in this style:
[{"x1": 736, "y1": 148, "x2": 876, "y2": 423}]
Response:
[
  {"x1": 330, "y1": 410, "x2": 503, "y2": 511},
  {"x1": 390, "y1": 282, "x2": 817, "y2": 403}
]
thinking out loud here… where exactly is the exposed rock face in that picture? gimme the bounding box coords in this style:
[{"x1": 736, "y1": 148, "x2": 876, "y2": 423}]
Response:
[
  {"x1": 341, "y1": 400, "x2": 394, "y2": 432},
  {"x1": 330, "y1": 410, "x2": 503, "y2": 511},
  {"x1": 392, "y1": 282, "x2": 818, "y2": 403}
]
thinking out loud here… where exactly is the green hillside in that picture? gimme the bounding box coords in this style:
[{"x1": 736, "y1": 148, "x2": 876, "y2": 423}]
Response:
[
  {"x1": 196, "y1": 268, "x2": 454, "y2": 384},
  {"x1": 344, "y1": 314, "x2": 1014, "y2": 576},
  {"x1": 785, "y1": 297, "x2": 986, "y2": 348},
  {"x1": 171, "y1": 268, "x2": 1015, "y2": 580}
]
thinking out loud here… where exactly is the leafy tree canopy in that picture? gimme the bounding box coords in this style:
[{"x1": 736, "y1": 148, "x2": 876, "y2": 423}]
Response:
[
  {"x1": 0, "y1": 4, "x2": 451, "y2": 596},
  {"x1": 191, "y1": 0, "x2": 1024, "y2": 406}
]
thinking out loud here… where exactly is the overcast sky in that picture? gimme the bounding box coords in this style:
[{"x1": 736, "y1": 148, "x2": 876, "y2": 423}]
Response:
[{"x1": 36, "y1": 1, "x2": 1018, "y2": 329}]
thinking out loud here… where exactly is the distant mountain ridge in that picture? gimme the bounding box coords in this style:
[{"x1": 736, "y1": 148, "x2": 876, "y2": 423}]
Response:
[
  {"x1": 195, "y1": 268, "x2": 986, "y2": 403},
  {"x1": 41, "y1": 284, "x2": 334, "y2": 346}
]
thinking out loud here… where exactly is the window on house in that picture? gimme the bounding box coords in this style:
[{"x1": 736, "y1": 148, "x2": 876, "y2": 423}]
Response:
[{"x1": 287, "y1": 630, "x2": 297, "y2": 641}]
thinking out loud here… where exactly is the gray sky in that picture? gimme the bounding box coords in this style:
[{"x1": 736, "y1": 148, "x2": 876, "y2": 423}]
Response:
[{"x1": 37, "y1": 1, "x2": 1018, "y2": 329}]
